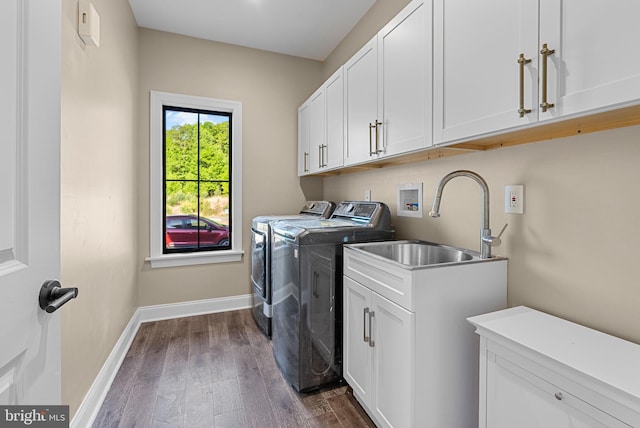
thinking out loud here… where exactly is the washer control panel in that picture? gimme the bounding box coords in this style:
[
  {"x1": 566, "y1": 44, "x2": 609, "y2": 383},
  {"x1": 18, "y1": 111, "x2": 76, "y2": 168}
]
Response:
[{"x1": 332, "y1": 201, "x2": 379, "y2": 222}]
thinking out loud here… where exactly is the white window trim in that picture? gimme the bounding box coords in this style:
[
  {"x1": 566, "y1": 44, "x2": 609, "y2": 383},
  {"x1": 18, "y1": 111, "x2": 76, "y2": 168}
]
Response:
[{"x1": 146, "y1": 91, "x2": 243, "y2": 268}]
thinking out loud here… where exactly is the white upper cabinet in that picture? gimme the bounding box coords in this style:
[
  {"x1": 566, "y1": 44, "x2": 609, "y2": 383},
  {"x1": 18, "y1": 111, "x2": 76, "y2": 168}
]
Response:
[
  {"x1": 297, "y1": 101, "x2": 310, "y2": 175},
  {"x1": 539, "y1": 0, "x2": 640, "y2": 121},
  {"x1": 434, "y1": 0, "x2": 640, "y2": 146},
  {"x1": 298, "y1": 68, "x2": 344, "y2": 176},
  {"x1": 308, "y1": 89, "x2": 325, "y2": 174},
  {"x1": 323, "y1": 67, "x2": 345, "y2": 171},
  {"x1": 344, "y1": 0, "x2": 432, "y2": 166},
  {"x1": 433, "y1": 0, "x2": 539, "y2": 145},
  {"x1": 378, "y1": 0, "x2": 432, "y2": 158},
  {"x1": 302, "y1": 0, "x2": 640, "y2": 174},
  {"x1": 344, "y1": 37, "x2": 379, "y2": 166},
  {"x1": 297, "y1": 88, "x2": 324, "y2": 175}
]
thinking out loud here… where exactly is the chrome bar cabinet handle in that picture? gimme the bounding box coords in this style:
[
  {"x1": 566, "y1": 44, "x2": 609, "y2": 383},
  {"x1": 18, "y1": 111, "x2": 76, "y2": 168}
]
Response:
[
  {"x1": 368, "y1": 310, "x2": 375, "y2": 347},
  {"x1": 363, "y1": 307, "x2": 370, "y2": 342}
]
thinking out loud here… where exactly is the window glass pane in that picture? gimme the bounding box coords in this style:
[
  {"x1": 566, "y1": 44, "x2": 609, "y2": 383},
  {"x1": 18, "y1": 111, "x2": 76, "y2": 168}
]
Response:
[
  {"x1": 165, "y1": 110, "x2": 198, "y2": 181},
  {"x1": 165, "y1": 182, "x2": 199, "y2": 250},
  {"x1": 199, "y1": 114, "x2": 230, "y2": 181}
]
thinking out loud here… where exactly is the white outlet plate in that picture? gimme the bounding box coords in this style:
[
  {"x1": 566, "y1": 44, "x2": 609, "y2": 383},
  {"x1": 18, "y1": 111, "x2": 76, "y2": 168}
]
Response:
[
  {"x1": 505, "y1": 185, "x2": 524, "y2": 214},
  {"x1": 364, "y1": 190, "x2": 371, "y2": 201}
]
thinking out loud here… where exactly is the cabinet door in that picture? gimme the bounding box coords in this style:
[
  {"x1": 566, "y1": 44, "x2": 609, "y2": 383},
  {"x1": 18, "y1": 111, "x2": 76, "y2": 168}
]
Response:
[
  {"x1": 371, "y1": 292, "x2": 414, "y2": 428},
  {"x1": 297, "y1": 102, "x2": 310, "y2": 176},
  {"x1": 324, "y1": 67, "x2": 344, "y2": 170},
  {"x1": 486, "y1": 354, "x2": 631, "y2": 428},
  {"x1": 378, "y1": 0, "x2": 432, "y2": 157},
  {"x1": 307, "y1": 89, "x2": 325, "y2": 174},
  {"x1": 343, "y1": 277, "x2": 373, "y2": 401},
  {"x1": 344, "y1": 37, "x2": 379, "y2": 166},
  {"x1": 433, "y1": 0, "x2": 539, "y2": 145},
  {"x1": 539, "y1": 0, "x2": 640, "y2": 121}
]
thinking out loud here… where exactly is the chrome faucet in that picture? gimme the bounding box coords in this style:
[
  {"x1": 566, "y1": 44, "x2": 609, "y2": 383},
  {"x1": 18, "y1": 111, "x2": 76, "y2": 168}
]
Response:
[{"x1": 428, "y1": 170, "x2": 507, "y2": 259}]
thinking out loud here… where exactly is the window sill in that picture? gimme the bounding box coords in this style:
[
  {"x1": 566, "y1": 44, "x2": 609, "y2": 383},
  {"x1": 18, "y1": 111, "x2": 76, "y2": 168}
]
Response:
[{"x1": 146, "y1": 250, "x2": 244, "y2": 268}]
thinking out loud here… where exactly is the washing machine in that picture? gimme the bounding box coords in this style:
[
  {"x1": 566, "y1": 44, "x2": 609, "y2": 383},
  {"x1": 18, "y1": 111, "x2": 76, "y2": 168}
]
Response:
[
  {"x1": 270, "y1": 201, "x2": 394, "y2": 392},
  {"x1": 251, "y1": 201, "x2": 335, "y2": 337}
]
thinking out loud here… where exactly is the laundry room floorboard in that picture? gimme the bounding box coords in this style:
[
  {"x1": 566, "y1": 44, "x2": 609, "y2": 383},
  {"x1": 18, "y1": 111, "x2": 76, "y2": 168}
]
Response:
[{"x1": 92, "y1": 309, "x2": 375, "y2": 428}]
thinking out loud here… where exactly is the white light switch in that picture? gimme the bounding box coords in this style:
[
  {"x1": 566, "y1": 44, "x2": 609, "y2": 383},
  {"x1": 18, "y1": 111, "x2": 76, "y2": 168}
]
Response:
[{"x1": 505, "y1": 185, "x2": 524, "y2": 214}]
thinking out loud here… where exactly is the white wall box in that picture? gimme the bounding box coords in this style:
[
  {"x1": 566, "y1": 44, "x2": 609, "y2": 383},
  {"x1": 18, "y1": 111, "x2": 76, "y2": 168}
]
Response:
[
  {"x1": 298, "y1": 68, "x2": 344, "y2": 176},
  {"x1": 433, "y1": 0, "x2": 640, "y2": 146},
  {"x1": 397, "y1": 183, "x2": 423, "y2": 218},
  {"x1": 468, "y1": 306, "x2": 640, "y2": 428},
  {"x1": 78, "y1": 0, "x2": 100, "y2": 47},
  {"x1": 343, "y1": 0, "x2": 432, "y2": 166},
  {"x1": 343, "y1": 245, "x2": 507, "y2": 428}
]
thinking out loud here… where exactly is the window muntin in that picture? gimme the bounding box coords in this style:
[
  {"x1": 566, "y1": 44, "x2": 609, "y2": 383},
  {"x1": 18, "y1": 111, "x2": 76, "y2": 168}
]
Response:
[{"x1": 163, "y1": 106, "x2": 231, "y2": 253}]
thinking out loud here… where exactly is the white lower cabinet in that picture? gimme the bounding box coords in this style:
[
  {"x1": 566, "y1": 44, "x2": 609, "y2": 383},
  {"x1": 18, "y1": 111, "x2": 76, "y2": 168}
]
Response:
[
  {"x1": 344, "y1": 277, "x2": 413, "y2": 428},
  {"x1": 469, "y1": 307, "x2": 640, "y2": 428},
  {"x1": 343, "y1": 245, "x2": 508, "y2": 428}
]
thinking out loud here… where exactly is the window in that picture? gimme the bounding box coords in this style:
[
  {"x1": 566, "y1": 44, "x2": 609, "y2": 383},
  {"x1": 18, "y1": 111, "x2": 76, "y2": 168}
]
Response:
[
  {"x1": 163, "y1": 107, "x2": 231, "y2": 253},
  {"x1": 148, "y1": 92, "x2": 243, "y2": 268}
]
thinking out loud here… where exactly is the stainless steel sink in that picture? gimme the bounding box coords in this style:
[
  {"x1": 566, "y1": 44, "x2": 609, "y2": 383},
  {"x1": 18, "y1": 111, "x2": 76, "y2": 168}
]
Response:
[{"x1": 347, "y1": 240, "x2": 483, "y2": 268}]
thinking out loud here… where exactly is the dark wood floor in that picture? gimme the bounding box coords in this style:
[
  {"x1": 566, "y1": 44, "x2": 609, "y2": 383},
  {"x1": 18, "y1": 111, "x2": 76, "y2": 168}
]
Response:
[{"x1": 93, "y1": 309, "x2": 376, "y2": 427}]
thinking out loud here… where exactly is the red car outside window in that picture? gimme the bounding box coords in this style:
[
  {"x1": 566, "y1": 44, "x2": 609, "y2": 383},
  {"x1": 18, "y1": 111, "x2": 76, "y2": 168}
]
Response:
[{"x1": 165, "y1": 215, "x2": 229, "y2": 250}]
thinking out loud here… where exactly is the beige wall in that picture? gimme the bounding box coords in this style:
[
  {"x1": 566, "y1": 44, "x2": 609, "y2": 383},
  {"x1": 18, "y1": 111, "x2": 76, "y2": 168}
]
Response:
[
  {"x1": 323, "y1": 126, "x2": 640, "y2": 343},
  {"x1": 136, "y1": 29, "x2": 324, "y2": 306},
  {"x1": 60, "y1": 0, "x2": 139, "y2": 416}
]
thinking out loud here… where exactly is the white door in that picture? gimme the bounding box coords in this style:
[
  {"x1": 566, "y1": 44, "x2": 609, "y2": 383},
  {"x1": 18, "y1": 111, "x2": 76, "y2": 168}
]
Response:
[{"x1": 0, "y1": 0, "x2": 63, "y2": 405}]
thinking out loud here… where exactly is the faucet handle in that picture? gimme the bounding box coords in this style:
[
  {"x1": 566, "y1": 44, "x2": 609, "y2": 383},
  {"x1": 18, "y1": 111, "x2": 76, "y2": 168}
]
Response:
[
  {"x1": 496, "y1": 223, "x2": 508, "y2": 239},
  {"x1": 484, "y1": 223, "x2": 508, "y2": 247}
]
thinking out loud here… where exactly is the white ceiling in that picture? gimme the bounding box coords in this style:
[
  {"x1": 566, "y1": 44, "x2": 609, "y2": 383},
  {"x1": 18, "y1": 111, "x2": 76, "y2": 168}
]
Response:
[{"x1": 128, "y1": 0, "x2": 377, "y2": 61}]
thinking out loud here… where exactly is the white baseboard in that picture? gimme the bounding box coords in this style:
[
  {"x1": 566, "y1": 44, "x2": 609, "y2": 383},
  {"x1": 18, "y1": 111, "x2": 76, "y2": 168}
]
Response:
[
  {"x1": 138, "y1": 293, "x2": 252, "y2": 323},
  {"x1": 71, "y1": 294, "x2": 252, "y2": 428}
]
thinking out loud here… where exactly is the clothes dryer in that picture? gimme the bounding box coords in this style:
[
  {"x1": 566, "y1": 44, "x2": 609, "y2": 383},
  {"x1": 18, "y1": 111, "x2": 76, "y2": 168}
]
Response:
[{"x1": 271, "y1": 201, "x2": 394, "y2": 391}]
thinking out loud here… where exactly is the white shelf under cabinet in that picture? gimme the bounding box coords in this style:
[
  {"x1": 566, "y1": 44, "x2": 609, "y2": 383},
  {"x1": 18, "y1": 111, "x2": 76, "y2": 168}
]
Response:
[{"x1": 468, "y1": 306, "x2": 640, "y2": 428}]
